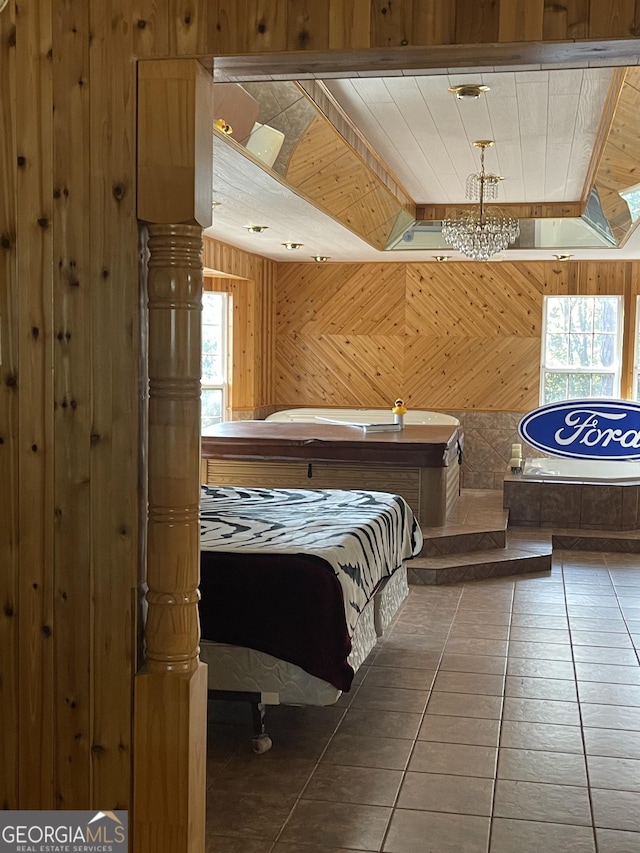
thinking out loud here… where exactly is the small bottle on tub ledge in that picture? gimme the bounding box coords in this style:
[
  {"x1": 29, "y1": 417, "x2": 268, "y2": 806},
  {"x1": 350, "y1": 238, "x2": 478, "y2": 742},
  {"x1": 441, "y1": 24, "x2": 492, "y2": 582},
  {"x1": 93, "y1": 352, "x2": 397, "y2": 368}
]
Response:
[
  {"x1": 509, "y1": 443, "x2": 523, "y2": 474},
  {"x1": 392, "y1": 398, "x2": 407, "y2": 429}
]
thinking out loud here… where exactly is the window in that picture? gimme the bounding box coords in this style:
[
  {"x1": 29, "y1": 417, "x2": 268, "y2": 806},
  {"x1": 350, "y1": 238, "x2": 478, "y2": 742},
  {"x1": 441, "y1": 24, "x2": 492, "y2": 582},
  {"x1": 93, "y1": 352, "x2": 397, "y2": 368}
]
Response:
[
  {"x1": 201, "y1": 291, "x2": 229, "y2": 434},
  {"x1": 540, "y1": 296, "x2": 622, "y2": 404}
]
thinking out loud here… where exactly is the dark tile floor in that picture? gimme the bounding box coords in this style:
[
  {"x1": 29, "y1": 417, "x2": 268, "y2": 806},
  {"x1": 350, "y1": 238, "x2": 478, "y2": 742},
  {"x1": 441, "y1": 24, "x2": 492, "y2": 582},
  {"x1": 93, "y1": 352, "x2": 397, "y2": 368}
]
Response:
[{"x1": 205, "y1": 522, "x2": 640, "y2": 852}]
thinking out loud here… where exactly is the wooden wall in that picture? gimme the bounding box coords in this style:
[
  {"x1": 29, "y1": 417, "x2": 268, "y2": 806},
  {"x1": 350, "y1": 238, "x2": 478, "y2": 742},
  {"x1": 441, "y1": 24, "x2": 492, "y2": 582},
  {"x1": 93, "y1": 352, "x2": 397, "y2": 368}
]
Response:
[
  {"x1": 206, "y1": 1, "x2": 639, "y2": 54},
  {"x1": 203, "y1": 239, "x2": 276, "y2": 418},
  {"x1": 0, "y1": 0, "x2": 139, "y2": 812},
  {"x1": 0, "y1": 0, "x2": 639, "y2": 833},
  {"x1": 275, "y1": 260, "x2": 640, "y2": 411}
]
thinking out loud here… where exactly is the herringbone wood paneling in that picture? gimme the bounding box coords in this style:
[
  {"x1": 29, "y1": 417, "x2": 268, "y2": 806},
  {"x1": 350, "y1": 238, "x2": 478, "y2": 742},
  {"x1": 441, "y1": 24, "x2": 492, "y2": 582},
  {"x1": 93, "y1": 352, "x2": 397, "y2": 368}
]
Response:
[
  {"x1": 404, "y1": 335, "x2": 541, "y2": 411},
  {"x1": 212, "y1": 254, "x2": 622, "y2": 414},
  {"x1": 543, "y1": 260, "x2": 636, "y2": 294},
  {"x1": 276, "y1": 333, "x2": 405, "y2": 406},
  {"x1": 406, "y1": 263, "x2": 544, "y2": 337},
  {"x1": 274, "y1": 261, "x2": 640, "y2": 412},
  {"x1": 277, "y1": 262, "x2": 405, "y2": 335}
]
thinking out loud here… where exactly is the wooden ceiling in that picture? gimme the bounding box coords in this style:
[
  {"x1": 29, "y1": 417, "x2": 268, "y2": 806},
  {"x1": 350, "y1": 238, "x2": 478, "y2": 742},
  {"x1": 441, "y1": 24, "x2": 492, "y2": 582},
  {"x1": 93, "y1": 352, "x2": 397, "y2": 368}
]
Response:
[{"x1": 206, "y1": 67, "x2": 640, "y2": 263}]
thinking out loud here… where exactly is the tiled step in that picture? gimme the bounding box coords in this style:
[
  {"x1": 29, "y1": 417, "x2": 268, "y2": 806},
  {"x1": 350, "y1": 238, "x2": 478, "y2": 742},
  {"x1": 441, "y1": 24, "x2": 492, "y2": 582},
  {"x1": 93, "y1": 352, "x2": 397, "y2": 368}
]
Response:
[
  {"x1": 419, "y1": 525, "x2": 506, "y2": 557},
  {"x1": 553, "y1": 528, "x2": 640, "y2": 553},
  {"x1": 408, "y1": 545, "x2": 552, "y2": 586},
  {"x1": 410, "y1": 489, "x2": 552, "y2": 584},
  {"x1": 419, "y1": 489, "x2": 509, "y2": 556}
]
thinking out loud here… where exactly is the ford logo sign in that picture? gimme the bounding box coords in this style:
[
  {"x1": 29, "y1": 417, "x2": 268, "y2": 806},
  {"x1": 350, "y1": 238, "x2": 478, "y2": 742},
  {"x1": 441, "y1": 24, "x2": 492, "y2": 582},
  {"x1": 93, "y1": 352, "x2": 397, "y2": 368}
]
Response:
[{"x1": 519, "y1": 399, "x2": 640, "y2": 461}]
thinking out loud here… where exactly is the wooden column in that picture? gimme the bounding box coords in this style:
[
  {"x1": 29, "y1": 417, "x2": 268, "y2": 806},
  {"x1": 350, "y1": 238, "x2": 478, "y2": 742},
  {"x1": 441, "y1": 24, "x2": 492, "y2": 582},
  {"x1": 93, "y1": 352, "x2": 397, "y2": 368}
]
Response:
[{"x1": 133, "y1": 59, "x2": 213, "y2": 853}]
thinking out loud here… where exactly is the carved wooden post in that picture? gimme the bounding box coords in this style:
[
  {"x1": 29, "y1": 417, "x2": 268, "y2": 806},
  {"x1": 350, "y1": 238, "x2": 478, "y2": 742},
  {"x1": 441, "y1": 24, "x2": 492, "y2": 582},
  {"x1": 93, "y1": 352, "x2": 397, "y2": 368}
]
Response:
[
  {"x1": 133, "y1": 59, "x2": 213, "y2": 853},
  {"x1": 145, "y1": 223, "x2": 203, "y2": 674}
]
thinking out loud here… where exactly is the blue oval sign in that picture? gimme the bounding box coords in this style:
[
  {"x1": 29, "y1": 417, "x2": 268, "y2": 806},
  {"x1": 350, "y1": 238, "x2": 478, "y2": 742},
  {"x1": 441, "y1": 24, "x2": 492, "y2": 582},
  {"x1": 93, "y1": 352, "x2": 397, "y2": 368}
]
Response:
[{"x1": 519, "y1": 399, "x2": 640, "y2": 461}]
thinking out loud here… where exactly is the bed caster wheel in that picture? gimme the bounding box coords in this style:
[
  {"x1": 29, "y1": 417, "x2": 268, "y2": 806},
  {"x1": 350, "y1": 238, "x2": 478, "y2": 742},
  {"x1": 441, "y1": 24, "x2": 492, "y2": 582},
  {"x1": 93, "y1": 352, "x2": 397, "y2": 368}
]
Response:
[{"x1": 252, "y1": 733, "x2": 272, "y2": 754}]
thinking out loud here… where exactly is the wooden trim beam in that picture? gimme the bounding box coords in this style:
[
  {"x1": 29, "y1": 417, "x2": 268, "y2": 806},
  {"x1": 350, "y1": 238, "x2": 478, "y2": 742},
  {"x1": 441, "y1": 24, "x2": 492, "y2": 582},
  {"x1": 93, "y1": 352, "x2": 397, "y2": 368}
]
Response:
[
  {"x1": 209, "y1": 39, "x2": 640, "y2": 83},
  {"x1": 416, "y1": 202, "x2": 584, "y2": 221}
]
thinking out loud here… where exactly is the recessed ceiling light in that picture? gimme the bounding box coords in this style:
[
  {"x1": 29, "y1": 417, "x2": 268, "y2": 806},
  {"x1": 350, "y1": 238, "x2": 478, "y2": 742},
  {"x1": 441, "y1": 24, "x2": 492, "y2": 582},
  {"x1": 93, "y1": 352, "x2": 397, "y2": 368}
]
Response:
[
  {"x1": 554, "y1": 254, "x2": 573, "y2": 261},
  {"x1": 311, "y1": 255, "x2": 330, "y2": 262},
  {"x1": 433, "y1": 255, "x2": 450, "y2": 262},
  {"x1": 282, "y1": 242, "x2": 303, "y2": 250},
  {"x1": 244, "y1": 224, "x2": 268, "y2": 233},
  {"x1": 448, "y1": 84, "x2": 490, "y2": 100}
]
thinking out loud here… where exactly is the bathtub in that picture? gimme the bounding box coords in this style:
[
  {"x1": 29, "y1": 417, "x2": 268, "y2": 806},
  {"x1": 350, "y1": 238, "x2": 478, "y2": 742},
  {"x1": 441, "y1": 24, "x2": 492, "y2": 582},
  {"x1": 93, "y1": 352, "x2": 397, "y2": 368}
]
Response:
[
  {"x1": 266, "y1": 407, "x2": 460, "y2": 426},
  {"x1": 506, "y1": 456, "x2": 640, "y2": 529},
  {"x1": 522, "y1": 457, "x2": 640, "y2": 483}
]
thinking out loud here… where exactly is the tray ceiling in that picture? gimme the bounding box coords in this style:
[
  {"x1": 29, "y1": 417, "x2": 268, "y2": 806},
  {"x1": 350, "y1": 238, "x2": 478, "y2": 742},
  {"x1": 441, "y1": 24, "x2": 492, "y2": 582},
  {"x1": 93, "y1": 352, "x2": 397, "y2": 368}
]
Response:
[
  {"x1": 323, "y1": 70, "x2": 613, "y2": 204},
  {"x1": 206, "y1": 68, "x2": 640, "y2": 263}
]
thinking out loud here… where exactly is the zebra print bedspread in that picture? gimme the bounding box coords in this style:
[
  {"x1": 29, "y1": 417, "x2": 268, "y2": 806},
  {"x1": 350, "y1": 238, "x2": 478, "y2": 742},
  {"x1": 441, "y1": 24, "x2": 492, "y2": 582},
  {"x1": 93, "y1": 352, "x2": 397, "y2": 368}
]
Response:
[{"x1": 200, "y1": 485, "x2": 423, "y2": 635}]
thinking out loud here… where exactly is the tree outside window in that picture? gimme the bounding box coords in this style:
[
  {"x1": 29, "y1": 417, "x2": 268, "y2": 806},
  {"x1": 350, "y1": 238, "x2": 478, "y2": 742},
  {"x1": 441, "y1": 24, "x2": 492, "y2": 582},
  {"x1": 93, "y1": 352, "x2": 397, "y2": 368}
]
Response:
[
  {"x1": 541, "y1": 296, "x2": 622, "y2": 404},
  {"x1": 201, "y1": 292, "x2": 228, "y2": 434}
]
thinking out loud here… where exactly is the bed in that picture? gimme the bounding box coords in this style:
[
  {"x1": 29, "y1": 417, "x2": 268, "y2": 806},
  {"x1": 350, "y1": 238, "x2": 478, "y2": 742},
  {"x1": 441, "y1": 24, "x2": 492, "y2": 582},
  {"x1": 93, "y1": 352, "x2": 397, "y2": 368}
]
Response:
[{"x1": 198, "y1": 484, "x2": 422, "y2": 749}]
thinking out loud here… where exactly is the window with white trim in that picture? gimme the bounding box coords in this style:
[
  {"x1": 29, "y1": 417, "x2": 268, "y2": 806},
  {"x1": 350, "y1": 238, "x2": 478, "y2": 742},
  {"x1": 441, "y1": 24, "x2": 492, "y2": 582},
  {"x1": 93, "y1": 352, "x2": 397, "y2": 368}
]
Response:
[
  {"x1": 540, "y1": 295, "x2": 622, "y2": 404},
  {"x1": 201, "y1": 291, "x2": 229, "y2": 434}
]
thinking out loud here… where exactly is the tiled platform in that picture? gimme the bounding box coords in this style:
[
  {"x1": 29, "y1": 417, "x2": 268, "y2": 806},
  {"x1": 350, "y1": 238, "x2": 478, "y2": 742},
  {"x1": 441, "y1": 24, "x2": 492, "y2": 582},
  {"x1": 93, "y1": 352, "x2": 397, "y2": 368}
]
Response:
[
  {"x1": 504, "y1": 474, "x2": 640, "y2": 530},
  {"x1": 206, "y1": 549, "x2": 640, "y2": 853},
  {"x1": 554, "y1": 529, "x2": 640, "y2": 553},
  {"x1": 413, "y1": 490, "x2": 552, "y2": 584},
  {"x1": 421, "y1": 490, "x2": 509, "y2": 556}
]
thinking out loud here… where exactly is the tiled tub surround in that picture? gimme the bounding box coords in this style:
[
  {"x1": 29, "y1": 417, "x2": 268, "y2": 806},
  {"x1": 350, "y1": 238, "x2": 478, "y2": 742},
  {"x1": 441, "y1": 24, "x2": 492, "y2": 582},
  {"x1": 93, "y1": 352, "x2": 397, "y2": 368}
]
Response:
[
  {"x1": 450, "y1": 410, "x2": 535, "y2": 491},
  {"x1": 504, "y1": 475, "x2": 640, "y2": 530},
  {"x1": 205, "y1": 551, "x2": 640, "y2": 853}
]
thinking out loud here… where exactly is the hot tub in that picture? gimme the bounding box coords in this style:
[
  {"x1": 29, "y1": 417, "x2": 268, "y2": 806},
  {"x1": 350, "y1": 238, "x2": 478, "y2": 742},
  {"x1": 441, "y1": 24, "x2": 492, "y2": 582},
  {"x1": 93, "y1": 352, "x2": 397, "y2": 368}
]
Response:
[
  {"x1": 266, "y1": 407, "x2": 460, "y2": 426},
  {"x1": 522, "y1": 457, "x2": 640, "y2": 483},
  {"x1": 201, "y1": 418, "x2": 464, "y2": 526}
]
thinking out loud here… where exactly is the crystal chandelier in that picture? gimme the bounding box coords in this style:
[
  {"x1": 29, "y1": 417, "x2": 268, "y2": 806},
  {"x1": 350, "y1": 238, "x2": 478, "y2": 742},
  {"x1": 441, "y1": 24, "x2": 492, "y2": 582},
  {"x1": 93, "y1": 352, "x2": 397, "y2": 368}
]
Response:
[{"x1": 442, "y1": 140, "x2": 520, "y2": 261}]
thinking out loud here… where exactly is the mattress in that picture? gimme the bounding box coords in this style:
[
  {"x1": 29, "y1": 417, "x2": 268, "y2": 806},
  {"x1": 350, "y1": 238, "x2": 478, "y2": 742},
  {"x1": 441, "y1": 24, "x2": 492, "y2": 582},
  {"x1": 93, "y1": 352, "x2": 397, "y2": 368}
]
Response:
[
  {"x1": 374, "y1": 564, "x2": 409, "y2": 637},
  {"x1": 201, "y1": 565, "x2": 408, "y2": 705},
  {"x1": 199, "y1": 486, "x2": 421, "y2": 691},
  {"x1": 201, "y1": 588, "x2": 381, "y2": 705}
]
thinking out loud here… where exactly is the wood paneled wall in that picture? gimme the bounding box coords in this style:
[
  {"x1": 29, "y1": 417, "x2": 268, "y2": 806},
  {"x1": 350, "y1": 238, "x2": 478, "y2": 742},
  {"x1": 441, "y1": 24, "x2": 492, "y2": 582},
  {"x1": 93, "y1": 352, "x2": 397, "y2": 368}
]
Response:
[
  {"x1": 275, "y1": 260, "x2": 640, "y2": 412},
  {"x1": 204, "y1": 239, "x2": 276, "y2": 417},
  {"x1": 201, "y1": 250, "x2": 639, "y2": 417},
  {"x1": 0, "y1": 0, "x2": 638, "y2": 834},
  {"x1": 0, "y1": 0, "x2": 139, "y2": 812},
  {"x1": 206, "y1": 0, "x2": 638, "y2": 54}
]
